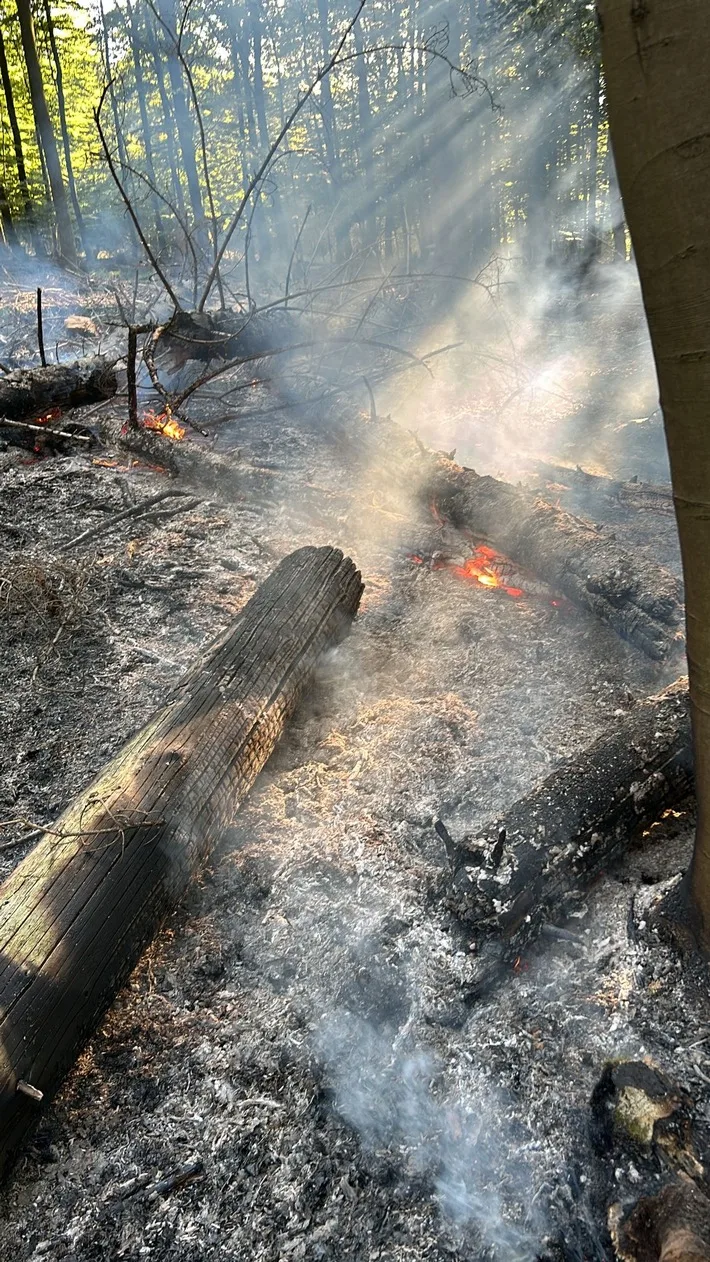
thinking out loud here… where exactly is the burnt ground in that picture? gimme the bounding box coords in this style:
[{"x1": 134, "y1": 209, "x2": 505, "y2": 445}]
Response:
[{"x1": 0, "y1": 267, "x2": 706, "y2": 1262}]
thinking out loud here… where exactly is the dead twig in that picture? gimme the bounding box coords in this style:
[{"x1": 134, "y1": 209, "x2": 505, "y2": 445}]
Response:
[
  {"x1": 0, "y1": 416, "x2": 93, "y2": 445},
  {"x1": 36, "y1": 288, "x2": 46, "y2": 367},
  {"x1": 58, "y1": 490, "x2": 191, "y2": 553}
]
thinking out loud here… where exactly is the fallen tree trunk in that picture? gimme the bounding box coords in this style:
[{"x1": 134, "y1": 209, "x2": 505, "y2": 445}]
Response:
[
  {"x1": 0, "y1": 545, "x2": 363, "y2": 1178},
  {"x1": 0, "y1": 358, "x2": 117, "y2": 446},
  {"x1": 444, "y1": 680, "x2": 692, "y2": 988},
  {"x1": 528, "y1": 459, "x2": 674, "y2": 516},
  {"x1": 424, "y1": 456, "x2": 683, "y2": 662},
  {"x1": 99, "y1": 404, "x2": 685, "y2": 661}
]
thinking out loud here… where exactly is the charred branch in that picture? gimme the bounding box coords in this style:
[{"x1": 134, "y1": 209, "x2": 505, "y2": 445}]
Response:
[
  {"x1": 0, "y1": 546, "x2": 363, "y2": 1177},
  {"x1": 529, "y1": 459, "x2": 674, "y2": 516}
]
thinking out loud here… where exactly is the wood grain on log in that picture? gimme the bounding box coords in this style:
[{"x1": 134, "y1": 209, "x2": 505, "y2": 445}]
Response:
[
  {"x1": 0, "y1": 545, "x2": 363, "y2": 1177},
  {"x1": 446, "y1": 680, "x2": 692, "y2": 978},
  {"x1": 0, "y1": 357, "x2": 117, "y2": 430}
]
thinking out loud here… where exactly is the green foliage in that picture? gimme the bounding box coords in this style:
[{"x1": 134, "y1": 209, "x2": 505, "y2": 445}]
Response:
[{"x1": 0, "y1": 0, "x2": 613, "y2": 267}]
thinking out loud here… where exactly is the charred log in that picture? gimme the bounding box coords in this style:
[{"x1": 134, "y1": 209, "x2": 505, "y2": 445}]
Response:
[
  {"x1": 425, "y1": 457, "x2": 683, "y2": 662},
  {"x1": 0, "y1": 546, "x2": 363, "y2": 1178},
  {"x1": 446, "y1": 680, "x2": 692, "y2": 983},
  {"x1": 529, "y1": 459, "x2": 674, "y2": 515},
  {"x1": 0, "y1": 358, "x2": 117, "y2": 448}
]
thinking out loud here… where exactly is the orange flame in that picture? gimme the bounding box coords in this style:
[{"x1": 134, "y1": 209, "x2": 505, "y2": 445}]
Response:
[
  {"x1": 408, "y1": 544, "x2": 524, "y2": 598},
  {"x1": 142, "y1": 410, "x2": 186, "y2": 442},
  {"x1": 451, "y1": 545, "x2": 524, "y2": 599}
]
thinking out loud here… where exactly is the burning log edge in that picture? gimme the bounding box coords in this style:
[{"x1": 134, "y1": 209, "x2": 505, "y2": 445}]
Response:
[
  {"x1": 103, "y1": 405, "x2": 684, "y2": 663},
  {"x1": 0, "y1": 358, "x2": 118, "y2": 447},
  {"x1": 0, "y1": 545, "x2": 363, "y2": 1179},
  {"x1": 444, "y1": 679, "x2": 692, "y2": 994},
  {"x1": 422, "y1": 454, "x2": 683, "y2": 663}
]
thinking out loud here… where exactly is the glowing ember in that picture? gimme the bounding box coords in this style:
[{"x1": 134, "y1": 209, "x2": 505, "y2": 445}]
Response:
[
  {"x1": 410, "y1": 543, "x2": 524, "y2": 599},
  {"x1": 142, "y1": 410, "x2": 187, "y2": 442},
  {"x1": 36, "y1": 408, "x2": 62, "y2": 426},
  {"x1": 452, "y1": 545, "x2": 524, "y2": 598}
]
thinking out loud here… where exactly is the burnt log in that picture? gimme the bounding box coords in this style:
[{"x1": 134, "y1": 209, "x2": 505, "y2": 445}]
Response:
[
  {"x1": 0, "y1": 357, "x2": 117, "y2": 447},
  {"x1": 446, "y1": 680, "x2": 692, "y2": 981},
  {"x1": 0, "y1": 545, "x2": 363, "y2": 1177},
  {"x1": 425, "y1": 457, "x2": 683, "y2": 662},
  {"x1": 528, "y1": 459, "x2": 674, "y2": 516}
]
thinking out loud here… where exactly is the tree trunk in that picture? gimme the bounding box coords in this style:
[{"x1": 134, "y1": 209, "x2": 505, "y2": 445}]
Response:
[
  {"x1": 0, "y1": 546, "x2": 363, "y2": 1177},
  {"x1": 353, "y1": 17, "x2": 376, "y2": 249},
  {"x1": 125, "y1": 0, "x2": 167, "y2": 255},
  {"x1": 0, "y1": 25, "x2": 38, "y2": 248},
  {"x1": 41, "y1": 0, "x2": 85, "y2": 253},
  {"x1": 446, "y1": 680, "x2": 692, "y2": 996},
  {"x1": 598, "y1": 0, "x2": 710, "y2": 944},
  {"x1": 14, "y1": 0, "x2": 77, "y2": 266},
  {"x1": 0, "y1": 180, "x2": 17, "y2": 247},
  {"x1": 145, "y1": 12, "x2": 186, "y2": 222},
  {"x1": 98, "y1": 0, "x2": 129, "y2": 178},
  {"x1": 156, "y1": 0, "x2": 205, "y2": 236}
]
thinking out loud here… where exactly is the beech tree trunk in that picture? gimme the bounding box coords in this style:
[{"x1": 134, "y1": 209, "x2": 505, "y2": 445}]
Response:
[
  {"x1": 0, "y1": 546, "x2": 363, "y2": 1177},
  {"x1": 0, "y1": 26, "x2": 37, "y2": 247},
  {"x1": 41, "y1": 0, "x2": 85, "y2": 253},
  {"x1": 14, "y1": 0, "x2": 77, "y2": 266},
  {"x1": 598, "y1": 0, "x2": 710, "y2": 945}
]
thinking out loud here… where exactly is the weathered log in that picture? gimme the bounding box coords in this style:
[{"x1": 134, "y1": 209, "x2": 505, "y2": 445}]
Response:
[
  {"x1": 444, "y1": 680, "x2": 692, "y2": 983},
  {"x1": 424, "y1": 457, "x2": 684, "y2": 661},
  {"x1": 0, "y1": 545, "x2": 363, "y2": 1177},
  {"x1": 0, "y1": 357, "x2": 117, "y2": 446}
]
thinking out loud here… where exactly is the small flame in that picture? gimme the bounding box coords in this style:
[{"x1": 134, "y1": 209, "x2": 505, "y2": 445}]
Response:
[
  {"x1": 450, "y1": 546, "x2": 524, "y2": 599},
  {"x1": 142, "y1": 410, "x2": 186, "y2": 442}
]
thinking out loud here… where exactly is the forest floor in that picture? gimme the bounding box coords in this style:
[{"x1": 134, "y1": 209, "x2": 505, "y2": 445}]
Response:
[{"x1": 0, "y1": 262, "x2": 705, "y2": 1262}]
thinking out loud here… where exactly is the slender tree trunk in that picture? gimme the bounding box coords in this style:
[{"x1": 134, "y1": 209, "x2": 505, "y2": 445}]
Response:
[
  {"x1": 145, "y1": 13, "x2": 186, "y2": 221},
  {"x1": 155, "y1": 0, "x2": 205, "y2": 235},
  {"x1": 125, "y1": 0, "x2": 167, "y2": 255},
  {"x1": 586, "y1": 60, "x2": 601, "y2": 242},
  {"x1": 606, "y1": 143, "x2": 627, "y2": 261},
  {"x1": 235, "y1": 15, "x2": 259, "y2": 159},
  {"x1": 353, "y1": 17, "x2": 375, "y2": 248},
  {"x1": 14, "y1": 0, "x2": 77, "y2": 265},
  {"x1": 98, "y1": 0, "x2": 129, "y2": 176},
  {"x1": 249, "y1": 0, "x2": 269, "y2": 149},
  {"x1": 41, "y1": 0, "x2": 85, "y2": 253},
  {"x1": 598, "y1": 0, "x2": 710, "y2": 945},
  {"x1": 0, "y1": 25, "x2": 36, "y2": 239},
  {"x1": 0, "y1": 180, "x2": 17, "y2": 246}
]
